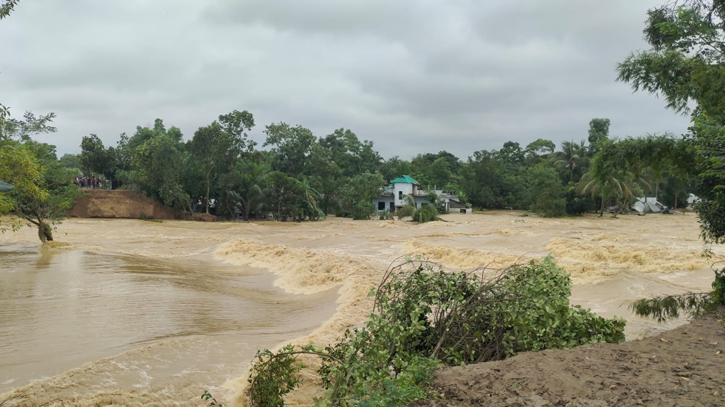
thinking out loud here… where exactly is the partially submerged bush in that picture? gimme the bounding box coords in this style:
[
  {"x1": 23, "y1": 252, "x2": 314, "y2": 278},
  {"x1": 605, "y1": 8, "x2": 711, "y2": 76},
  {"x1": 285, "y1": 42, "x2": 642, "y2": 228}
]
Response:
[
  {"x1": 631, "y1": 267, "x2": 725, "y2": 322},
  {"x1": 245, "y1": 257, "x2": 625, "y2": 406},
  {"x1": 411, "y1": 204, "x2": 440, "y2": 223},
  {"x1": 397, "y1": 204, "x2": 441, "y2": 223},
  {"x1": 351, "y1": 201, "x2": 375, "y2": 220},
  {"x1": 396, "y1": 204, "x2": 415, "y2": 220}
]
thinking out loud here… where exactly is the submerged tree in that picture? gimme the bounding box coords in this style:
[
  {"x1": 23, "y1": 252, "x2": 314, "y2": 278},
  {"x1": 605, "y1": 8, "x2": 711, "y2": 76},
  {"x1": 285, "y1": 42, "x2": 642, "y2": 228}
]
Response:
[
  {"x1": 0, "y1": 112, "x2": 79, "y2": 242},
  {"x1": 0, "y1": 142, "x2": 79, "y2": 242},
  {"x1": 397, "y1": 194, "x2": 442, "y2": 223}
]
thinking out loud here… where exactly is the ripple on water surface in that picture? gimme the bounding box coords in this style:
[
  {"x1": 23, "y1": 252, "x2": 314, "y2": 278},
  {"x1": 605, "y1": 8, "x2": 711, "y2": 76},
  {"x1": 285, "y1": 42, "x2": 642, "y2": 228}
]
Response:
[{"x1": 0, "y1": 244, "x2": 337, "y2": 405}]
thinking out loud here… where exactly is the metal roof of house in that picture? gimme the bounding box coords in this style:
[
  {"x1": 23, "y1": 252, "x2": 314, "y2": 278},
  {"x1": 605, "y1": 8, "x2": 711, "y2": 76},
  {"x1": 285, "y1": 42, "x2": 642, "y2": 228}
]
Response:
[
  {"x1": 0, "y1": 180, "x2": 13, "y2": 192},
  {"x1": 390, "y1": 175, "x2": 419, "y2": 184}
]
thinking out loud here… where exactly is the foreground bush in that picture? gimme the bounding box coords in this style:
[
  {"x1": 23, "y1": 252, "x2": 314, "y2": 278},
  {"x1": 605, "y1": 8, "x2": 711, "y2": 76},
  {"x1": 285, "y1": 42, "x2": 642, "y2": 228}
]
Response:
[{"x1": 244, "y1": 257, "x2": 626, "y2": 407}]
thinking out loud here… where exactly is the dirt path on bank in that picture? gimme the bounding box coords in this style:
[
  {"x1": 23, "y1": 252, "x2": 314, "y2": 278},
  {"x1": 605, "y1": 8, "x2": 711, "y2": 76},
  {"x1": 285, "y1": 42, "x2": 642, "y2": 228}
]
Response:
[{"x1": 415, "y1": 310, "x2": 725, "y2": 407}]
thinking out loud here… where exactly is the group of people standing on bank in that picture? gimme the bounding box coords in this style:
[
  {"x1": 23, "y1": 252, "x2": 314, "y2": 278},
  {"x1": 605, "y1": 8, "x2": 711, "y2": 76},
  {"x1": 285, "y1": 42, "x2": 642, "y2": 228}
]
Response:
[{"x1": 73, "y1": 176, "x2": 106, "y2": 189}]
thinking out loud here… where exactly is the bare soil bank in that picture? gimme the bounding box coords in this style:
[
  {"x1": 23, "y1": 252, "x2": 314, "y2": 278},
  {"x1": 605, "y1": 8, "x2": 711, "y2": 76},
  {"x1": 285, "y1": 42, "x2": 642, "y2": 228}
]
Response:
[
  {"x1": 415, "y1": 310, "x2": 725, "y2": 407},
  {"x1": 68, "y1": 189, "x2": 176, "y2": 219}
]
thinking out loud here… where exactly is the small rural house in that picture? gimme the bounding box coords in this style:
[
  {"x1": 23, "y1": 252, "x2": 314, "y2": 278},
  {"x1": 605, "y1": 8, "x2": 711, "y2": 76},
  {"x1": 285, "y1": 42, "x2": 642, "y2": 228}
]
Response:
[
  {"x1": 373, "y1": 175, "x2": 469, "y2": 214},
  {"x1": 631, "y1": 197, "x2": 665, "y2": 214}
]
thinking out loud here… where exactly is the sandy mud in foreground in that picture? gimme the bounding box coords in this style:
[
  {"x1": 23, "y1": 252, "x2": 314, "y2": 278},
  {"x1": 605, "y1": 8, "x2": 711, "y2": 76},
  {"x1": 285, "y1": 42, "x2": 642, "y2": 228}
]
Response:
[
  {"x1": 414, "y1": 310, "x2": 725, "y2": 407},
  {"x1": 0, "y1": 212, "x2": 721, "y2": 406}
]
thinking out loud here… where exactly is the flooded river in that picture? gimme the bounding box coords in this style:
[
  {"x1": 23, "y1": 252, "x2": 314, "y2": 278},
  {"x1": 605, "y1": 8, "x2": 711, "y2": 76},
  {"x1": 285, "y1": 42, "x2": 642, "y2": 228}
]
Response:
[
  {"x1": 0, "y1": 213, "x2": 720, "y2": 406},
  {"x1": 0, "y1": 244, "x2": 336, "y2": 405}
]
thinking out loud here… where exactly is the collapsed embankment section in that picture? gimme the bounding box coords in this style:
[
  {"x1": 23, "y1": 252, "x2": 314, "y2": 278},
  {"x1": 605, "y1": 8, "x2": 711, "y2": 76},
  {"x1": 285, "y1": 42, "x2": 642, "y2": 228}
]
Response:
[{"x1": 68, "y1": 190, "x2": 177, "y2": 219}]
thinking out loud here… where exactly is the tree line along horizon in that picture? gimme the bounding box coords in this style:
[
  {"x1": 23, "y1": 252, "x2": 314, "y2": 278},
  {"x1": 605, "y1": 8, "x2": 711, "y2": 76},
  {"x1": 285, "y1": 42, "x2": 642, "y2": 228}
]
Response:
[
  {"x1": 0, "y1": 111, "x2": 698, "y2": 219},
  {"x1": 0, "y1": 0, "x2": 723, "y2": 252},
  {"x1": 70, "y1": 110, "x2": 693, "y2": 220}
]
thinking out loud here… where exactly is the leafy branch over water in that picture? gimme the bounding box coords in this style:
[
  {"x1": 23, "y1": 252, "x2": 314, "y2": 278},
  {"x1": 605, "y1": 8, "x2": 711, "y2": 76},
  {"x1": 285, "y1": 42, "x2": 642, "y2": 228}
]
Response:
[{"x1": 242, "y1": 257, "x2": 626, "y2": 407}]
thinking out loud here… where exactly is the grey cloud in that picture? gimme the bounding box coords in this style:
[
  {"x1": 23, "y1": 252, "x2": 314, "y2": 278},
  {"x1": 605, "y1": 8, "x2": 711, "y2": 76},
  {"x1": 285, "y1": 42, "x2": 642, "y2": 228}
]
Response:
[{"x1": 1, "y1": 0, "x2": 689, "y2": 160}]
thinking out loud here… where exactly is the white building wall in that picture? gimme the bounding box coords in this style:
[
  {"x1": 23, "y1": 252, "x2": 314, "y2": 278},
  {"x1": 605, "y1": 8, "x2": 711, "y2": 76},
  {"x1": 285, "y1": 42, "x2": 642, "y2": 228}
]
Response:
[
  {"x1": 413, "y1": 196, "x2": 430, "y2": 209},
  {"x1": 394, "y1": 183, "x2": 413, "y2": 206},
  {"x1": 374, "y1": 196, "x2": 395, "y2": 212}
]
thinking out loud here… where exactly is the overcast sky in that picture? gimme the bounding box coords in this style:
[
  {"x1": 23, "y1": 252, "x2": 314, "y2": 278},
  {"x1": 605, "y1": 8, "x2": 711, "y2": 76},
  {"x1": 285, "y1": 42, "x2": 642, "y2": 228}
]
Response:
[{"x1": 0, "y1": 0, "x2": 689, "y2": 160}]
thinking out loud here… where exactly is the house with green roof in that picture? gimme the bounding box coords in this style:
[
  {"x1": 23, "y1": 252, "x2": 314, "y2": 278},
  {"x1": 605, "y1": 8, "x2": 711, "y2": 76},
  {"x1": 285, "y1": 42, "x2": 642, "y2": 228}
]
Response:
[{"x1": 374, "y1": 175, "x2": 469, "y2": 214}]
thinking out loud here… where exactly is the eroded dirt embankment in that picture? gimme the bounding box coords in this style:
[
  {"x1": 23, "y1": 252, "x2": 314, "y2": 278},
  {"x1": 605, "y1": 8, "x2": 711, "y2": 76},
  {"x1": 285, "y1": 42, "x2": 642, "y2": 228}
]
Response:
[
  {"x1": 414, "y1": 310, "x2": 725, "y2": 407},
  {"x1": 68, "y1": 189, "x2": 176, "y2": 219}
]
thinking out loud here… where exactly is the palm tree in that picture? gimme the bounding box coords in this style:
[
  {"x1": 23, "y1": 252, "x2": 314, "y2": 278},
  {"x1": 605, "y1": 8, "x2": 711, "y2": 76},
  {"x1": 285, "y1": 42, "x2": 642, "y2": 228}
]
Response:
[
  {"x1": 228, "y1": 162, "x2": 270, "y2": 220},
  {"x1": 298, "y1": 177, "x2": 324, "y2": 221},
  {"x1": 551, "y1": 141, "x2": 589, "y2": 183},
  {"x1": 578, "y1": 156, "x2": 646, "y2": 217},
  {"x1": 397, "y1": 194, "x2": 441, "y2": 223}
]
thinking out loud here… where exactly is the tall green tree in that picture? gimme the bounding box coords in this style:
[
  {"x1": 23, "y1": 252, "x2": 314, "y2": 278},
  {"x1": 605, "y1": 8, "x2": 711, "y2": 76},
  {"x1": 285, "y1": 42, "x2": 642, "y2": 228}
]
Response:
[
  {"x1": 524, "y1": 139, "x2": 556, "y2": 166},
  {"x1": 551, "y1": 140, "x2": 589, "y2": 183},
  {"x1": 0, "y1": 112, "x2": 78, "y2": 241},
  {"x1": 1, "y1": 111, "x2": 57, "y2": 142},
  {"x1": 222, "y1": 161, "x2": 270, "y2": 220},
  {"x1": 617, "y1": 1, "x2": 725, "y2": 119},
  {"x1": 58, "y1": 154, "x2": 83, "y2": 180},
  {"x1": 340, "y1": 173, "x2": 386, "y2": 220},
  {"x1": 132, "y1": 134, "x2": 189, "y2": 211},
  {"x1": 410, "y1": 151, "x2": 461, "y2": 188},
  {"x1": 266, "y1": 171, "x2": 305, "y2": 221},
  {"x1": 459, "y1": 149, "x2": 526, "y2": 210},
  {"x1": 527, "y1": 165, "x2": 566, "y2": 218},
  {"x1": 616, "y1": 0, "x2": 725, "y2": 231},
  {"x1": 0, "y1": 0, "x2": 20, "y2": 130},
  {"x1": 190, "y1": 111, "x2": 254, "y2": 213},
  {"x1": 0, "y1": 141, "x2": 80, "y2": 242},
  {"x1": 309, "y1": 143, "x2": 344, "y2": 215},
  {"x1": 318, "y1": 128, "x2": 381, "y2": 177},
  {"x1": 264, "y1": 123, "x2": 316, "y2": 175},
  {"x1": 587, "y1": 118, "x2": 611, "y2": 155},
  {"x1": 578, "y1": 141, "x2": 646, "y2": 217},
  {"x1": 218, "y1": 110, "x2": 256, "y2": 152},
  {"x1": 380, "y1": 156, "x2": 412, "y2": 182},
  {"x1": 0, "y1": 144, "x2": 45, "y2": 226},
  {"x1": 618, "y1": 0, "x2": 725, "y2": 318},
  {"x1": 80, "y1": 134, "x2": 117, "y2": 178}
]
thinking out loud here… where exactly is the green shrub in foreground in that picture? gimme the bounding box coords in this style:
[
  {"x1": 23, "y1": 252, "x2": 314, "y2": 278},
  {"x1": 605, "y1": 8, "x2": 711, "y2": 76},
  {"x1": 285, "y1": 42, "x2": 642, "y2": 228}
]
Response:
[{"x1": 243, "y1": 257, "x2": 626, "y2": 407}]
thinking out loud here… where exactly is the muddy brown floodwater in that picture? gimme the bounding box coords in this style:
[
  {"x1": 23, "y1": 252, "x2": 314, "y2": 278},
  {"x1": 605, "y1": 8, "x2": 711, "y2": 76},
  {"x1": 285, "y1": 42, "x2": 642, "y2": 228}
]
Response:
[
  {"x1": 0, "y1": 212, "x2": 721, "y2": 406},
  {"x1": 0, "y1": 244, "x2": 337, "y2": 406}
]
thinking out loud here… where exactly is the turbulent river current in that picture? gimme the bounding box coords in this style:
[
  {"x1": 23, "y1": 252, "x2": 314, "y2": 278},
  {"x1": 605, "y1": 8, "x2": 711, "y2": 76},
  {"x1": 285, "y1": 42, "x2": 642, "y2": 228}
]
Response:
[
  {"x1": 0, "y1": 244, "x2": 337, "y2": 405},
  {"x1": 0, "y1": 214, "x2": 720, "y2": 406}
]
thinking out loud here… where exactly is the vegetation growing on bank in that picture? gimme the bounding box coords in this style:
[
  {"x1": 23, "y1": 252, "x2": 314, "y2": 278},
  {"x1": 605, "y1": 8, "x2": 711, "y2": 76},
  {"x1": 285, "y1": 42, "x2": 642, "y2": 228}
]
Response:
[
  {"x1": 0, "y1": 2, "x2": 706, "y2": 238},
  {"x1": 616, "y1": 0, "x2": 725, "y2": 321},
  {"x1": 242, "y1": 258, "x2": 625, "y2": 407},
  {"x1": 0, "y1": 113, "x2": 81, "y2": 242}
]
